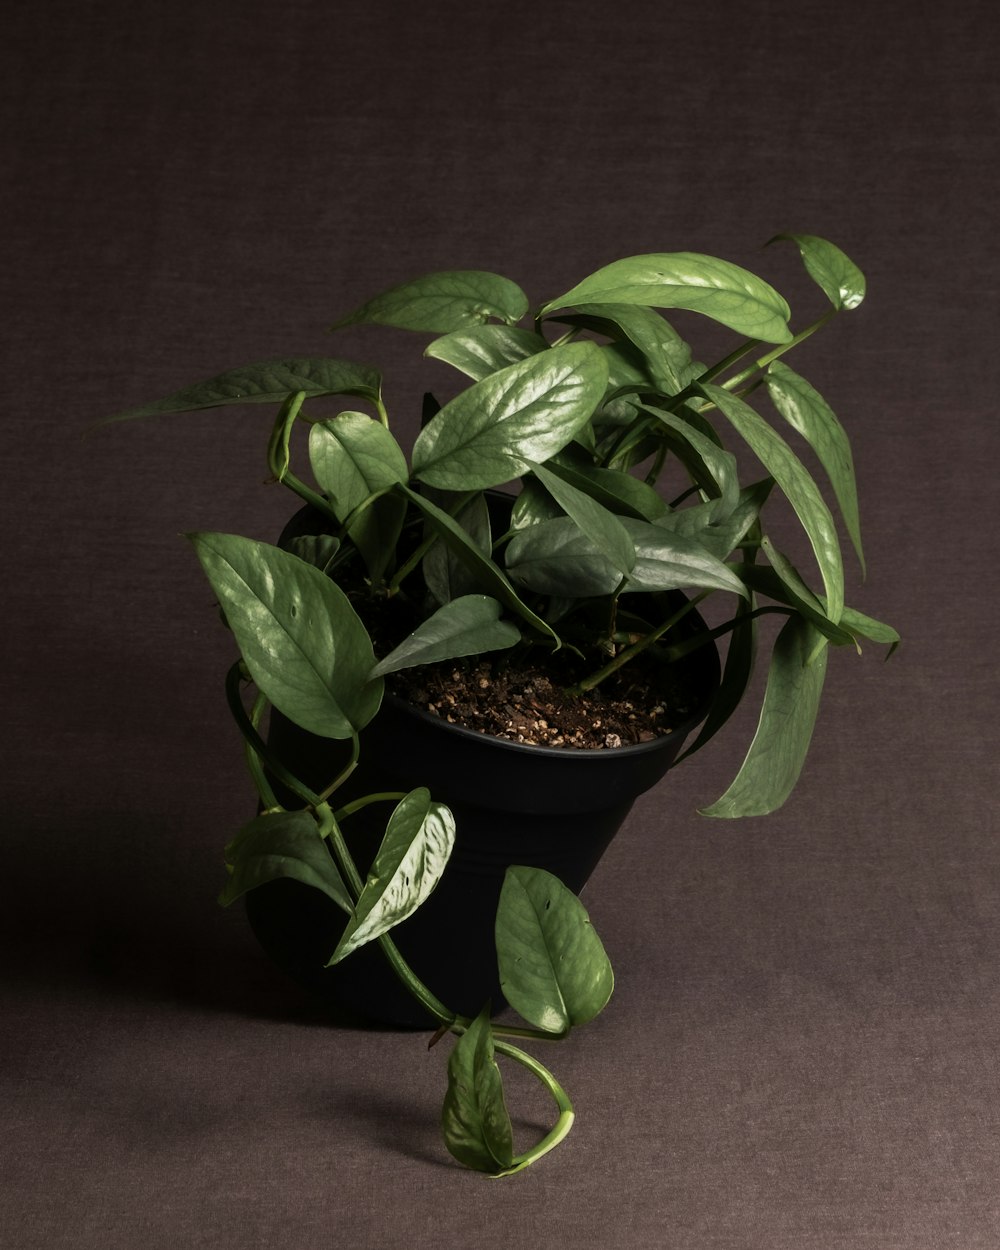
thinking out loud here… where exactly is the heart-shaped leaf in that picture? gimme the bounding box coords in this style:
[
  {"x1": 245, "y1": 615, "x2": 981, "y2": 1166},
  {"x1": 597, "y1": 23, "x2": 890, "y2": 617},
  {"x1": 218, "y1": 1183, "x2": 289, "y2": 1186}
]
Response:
[
  {"x1": 411, "y1": 342, "x2": 608, "y2": 492},
  {"x1": 539, "y1": 253, "x2": 792, "y2": 343},
  {"x1": 769, "y1": 233, "x2": 866, "y2": 311},
  {"x1": 369, "y1": 595, "x2": 520, "y2": 678},
  {"x1": 308, "y1": 412, "x2": 408, "y2": 521},
  {"x1": 328, "y1": 788, "x2": 456, "y2": 962},
  {"x1": 333, "y1": 271, "x2": 529, "y2": 333},
  {"x1": 189, "y1": 532, "x2": 382, "y2": 739},
  {"x1": 700, "y1": 615, "x2": 830, "y2": 817},
  {"x1": 441, "y1": 1007, "x2": 514, "y2": 1173},
  {"x1": 106, "y1": 358, "x2": 382, "y2": 422},
  {"x1": 220, "y1": 810, "x2": 351, "y2": 913},
  {"x1": 496, "y1": 866, "x2": 614, "y2": 1034},
  {"x1": 425, "y1": 324, "x2": 548, "y2": 380}
]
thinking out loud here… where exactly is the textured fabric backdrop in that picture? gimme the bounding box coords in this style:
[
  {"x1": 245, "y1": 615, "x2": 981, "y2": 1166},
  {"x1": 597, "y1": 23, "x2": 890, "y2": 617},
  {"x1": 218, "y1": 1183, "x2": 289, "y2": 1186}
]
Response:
[{"x1": 3, "y1": 1, "x2": 998, "y2": 1246}]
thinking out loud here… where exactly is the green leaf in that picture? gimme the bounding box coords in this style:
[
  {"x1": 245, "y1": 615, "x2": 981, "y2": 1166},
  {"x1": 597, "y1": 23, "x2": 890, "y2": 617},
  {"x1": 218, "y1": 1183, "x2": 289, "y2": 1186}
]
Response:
[
  {"x1": 637, "y1": 402, "x2": 740, "y2": 516},
  {"x1": 308, "y1": 412, "x2": 408, "y2": 520},
  {"x1": 698, "y1": 383, "x2": 845, "y2": 623},
  {"x1": 539, "y1": 253, "x2": 792, "y2": 343},
  {"x1": 737, "y1": 545, "x2": 855, "y2": 647},
  {"x1": 658, "y1": 479, "x2": 774, "y2": 559},
  {"x1": 551, "y1": 303, "x2": 694, "y2": 394},
  {"x1": 402, "y1": 485, "x2": 561, "y2": 646},
  {"x1": 765, "y1": 362, "x2": 865, "y2": 573},
  {"x1": 411, "y1": 342, "x2": 609, "y2": 491},
  {"x1": 423, "y1": 491, "x2": 492, "y2": 604},
  {"x1": 285, "y1": 533, "x2": 341, "y2": 575},
  {"x1": 529, "y1": 461, "x2": 636, "y2": 574},
  {"x1": 328, "y1": 788, "x2": 456, "y2": 962},
  {"x1": 425, "y1": 324, "x2": 548, "y2": 380},
  {"x1": 369, "y1": 596, "x2": 520, "y2": 678},
  {"x1": 838, "y1": 605, "x2": 900, "y2": 649},
  {"x1": 189, "y1": 532, "x2": 382, "y2": 739},
  {"x1": 333, "y1": 270, "x2": 529, "y2": 333},
  {"x1": 545, "y1": 457, "x2": 669, "y2": 523},
  {"x1": 769, "y1": 233, "x2": 866, "y2": 311},
  {"x1": 220, "y1": 810, "x2": 351, "y2": 913},
  {"x1": 675, "y1": 591, "x2": 757, "y2": 763},
  {"x1": 701, "y1": 616, "x2": 829, "y2": 817},
  {"x1": 496, "y1": 866, "x2": 613, "y2": 1034},
  {"x1": 442, "y1": 1007, "x2": 514, "y2": 1173},
  {"x1": 106, "y1": 358, "x2": 382, "y2": 422}
]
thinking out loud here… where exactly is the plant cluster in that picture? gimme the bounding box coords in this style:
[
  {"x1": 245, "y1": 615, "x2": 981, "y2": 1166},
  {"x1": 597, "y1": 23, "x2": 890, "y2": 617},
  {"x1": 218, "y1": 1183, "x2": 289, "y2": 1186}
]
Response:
[{"x1": 111, "y1": 233, "x2": 896, "y2": 1175}]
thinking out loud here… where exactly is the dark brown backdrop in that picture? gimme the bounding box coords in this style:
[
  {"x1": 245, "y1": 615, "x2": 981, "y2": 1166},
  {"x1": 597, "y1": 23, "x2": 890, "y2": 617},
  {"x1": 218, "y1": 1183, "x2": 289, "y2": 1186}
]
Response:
[{"x1": 3, "y1": 1, "x2": 998, "y2": 1246}]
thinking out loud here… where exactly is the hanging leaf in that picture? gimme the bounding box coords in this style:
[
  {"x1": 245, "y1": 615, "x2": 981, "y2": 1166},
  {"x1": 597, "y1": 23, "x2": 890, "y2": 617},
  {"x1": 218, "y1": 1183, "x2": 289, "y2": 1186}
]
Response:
[
  {"x1": 220, "y1": 810, "x2": 351, "y2": 913},
  {"x1": 369, "y1": 596, "x2": 520, "y2": 678},
  {"x1": 769, "y1": 233, "x2": 866, "y2": 311},
  {"x1": 538, "y1": 253, "x2": 792, "y2": 343},
  {"x1": 737, "y1": 550, "x2": 855, "y2": 648},
  {"x1": 105, "y1": 358, "x2": 382, "y2": 422},
  {"x1": 700, "y1": 615, "x2": 829, "y2": 818},
  {"x1": 189, "y1": 533, "x2": 382, "y2": 739},
  {"x1": 332, "y1": 270, "x2": 529, "y2": 333},
  {"x1": 308, "y1": 412, "x2": 408, "y2": 520},
  {"x1": 411, "y1": 342, "x2": 608, "y2": 491},
  {"x1": 328, "y1": 788, "x2": 456, "y2": 962},
  {"x1": 425, "y1": 324, "x2": 548, "y2": 380},
  {"x1": 637, "y1": 402, "x2": 740, "y2": 516},
  {"x1": 674, "y1": 592, "x2": 757, "y2": 764},
  {"x1": 529, "y1": 461, "x2": 636, "y2": 574},
  {"x1": 698, "y1": 383, "x2": 845, "y2": 623},
  {"x1": 496, "y1": 866, "x2": 614, "y2": 1034},
  {"x1": 838, "y1": 605, "x2": 900, "y2": 650},
  {"x1": 441, "y1": 1007, "x2": 514, "y2": 1173},
  {"x1": 765, "y1": 362, "x2": 865, "y2": 573},
  {"x1": 550, "y1": 302, "x2": 694, "y2": 394}
]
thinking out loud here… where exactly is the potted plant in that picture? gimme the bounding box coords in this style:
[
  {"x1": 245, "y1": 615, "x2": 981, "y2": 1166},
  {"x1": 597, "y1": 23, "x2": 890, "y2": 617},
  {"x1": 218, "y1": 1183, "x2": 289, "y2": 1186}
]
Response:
[{"x1": 107, "y1": 233, "x2": 897, "y2": 1176}]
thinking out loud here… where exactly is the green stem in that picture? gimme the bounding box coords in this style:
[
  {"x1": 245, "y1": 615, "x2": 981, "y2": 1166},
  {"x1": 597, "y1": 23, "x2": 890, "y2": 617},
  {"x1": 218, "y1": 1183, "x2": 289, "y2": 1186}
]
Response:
[
  {"x1": 224, "y1": 663, "x2": 317, "y2": 808},
  {"x1": 333, "y1": 790, "x2": 408, "y2": 822},
  {"x1": 566, "y1": 593, "x2": 708, "y2": 694},
  {"x1": 721, "y1": 309, "x2": 837, "y2": 393},
  {"x1": 246, "y1": 691, "x2": 280, "y2": 810},
  {"x1": 491, "y1": 1041, "x2": 575, "y2": 1177},
  {"x1": 696, "y1": 338, "x2": 763, "y2": 384}
]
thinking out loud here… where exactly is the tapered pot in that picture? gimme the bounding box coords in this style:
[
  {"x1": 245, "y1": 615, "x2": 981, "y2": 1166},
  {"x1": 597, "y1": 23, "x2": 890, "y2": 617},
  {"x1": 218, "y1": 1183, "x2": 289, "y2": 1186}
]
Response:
[{"x1": 246, "y1": 621, "x2": 720, "y2": 1028}]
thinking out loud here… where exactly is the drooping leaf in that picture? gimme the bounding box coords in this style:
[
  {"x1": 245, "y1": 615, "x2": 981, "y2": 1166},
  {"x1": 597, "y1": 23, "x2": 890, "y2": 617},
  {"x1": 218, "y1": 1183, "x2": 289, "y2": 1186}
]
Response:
[
  {"x1": 550, "y1": 302, "x2": 694, "y2": 394},
  {"x1": 675, "y1": 591, "x2": 757, "y2": 764},
  {"x1": 189, "y1": 532, "x2": 382, "y2": 739},
  {"x1": 700, "y1": 615, "x2": 829, "y2": 817},
  {"x1": 736, "y1": 544, "x2": 855, "y2": 647},
  {"x1": 425, "y1": 324, "x2": 548, "y2": 380},
  {"x1": 838, "y1": 605, "x2": 900, "y2": 650},
  {"x1": 765, "y1": 362, "x2": 865, "y2": 573},
  {"x1": 105, "y1": 358, "x2": 382, "y2": 422},
  {"x1": 441, "y1": 1007, "x2": 514, "y2": 1173},
  {"x1": 529, "y1": 461, "x2": 636, "y2": 574},
  {"x1": 496, "y1": 866, "x2": 614, "y2": 1034},
  {"x1": 769, "y1": 233, "x2": 866, "y2": 311},
  {"x1": 658, "y1": 479, "x2": 774, "y2": 559},
  {"x1": 308, "y1": 412, "x2": 408, "y2": 520},
  {"x1": 220, "y1": 810, "x2": 351, "y2": 913},
  {"x1": 539, "y1": 253, "x2": 792, "y2": 343},
  {"x1": 423, "y1": 491, "x2": 492, "y2": 605},
  {"x1": 637, "y1": 402, "x2": 740, "y2": 516},
  {"x1": 544, "y1": 457, "x2": 669, "y2": 522},
  {"x1": 411, "y1": 342, "x2": 609, "y2": 491},
  {"x1": 332, "y1": 270, "x2": 529, "y2": 333},
  {"x1": 369, "y1": 596, "x2": 520, "y2": 678},
  {"x1": 328, "y1": 788, "x2": 456, "y2": 962},
  {"x1": 698, "y1": 383, "x2": 845, "y2": 623}
]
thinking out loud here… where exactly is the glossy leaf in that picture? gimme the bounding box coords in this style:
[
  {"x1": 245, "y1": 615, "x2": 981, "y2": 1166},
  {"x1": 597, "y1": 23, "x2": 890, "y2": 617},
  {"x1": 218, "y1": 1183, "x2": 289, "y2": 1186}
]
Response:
[
  {"x1": 328, "y1": 788, "x2": 456, "y2": 962},
  {"x1": 539, "y1": 253, "x2": 793, "y2": 343},
  {"x1": 308, "y1": 412, "x2": 408, "y2": 520},
  {"x1": 658, "y1": 479, "x2": 774, "y2": 559},
  {"x1": 106, "y1": 358, "x2": 381, "y2": 422},
  {"x1": 220, "y1": 810, "x2": 351, "y2": 913},
  {"x1": 423, "y1": 491, "x2": 492, "y2": 604},
  {"x1": 698, "y1": 383, "x2": 845, "y2": 623},
  {"x1": 369, "y1": 596, "x2": 520, "y2": 678},
  {"x1": 189, "y1": 533, "x2": 382, "y2": 739},
  {"x1": 701, "y1": 616, "x2": 829, "y2": 817},
  {"x1": 333, "y1": 270, "x2": 529, "y2": 333},
  {"x1": 545, "y1": 457, "x2": 669, "y2": 522},
  {"x1": 529, "y1": 461, "x2": 636, "y2": 574},
  {"x1": 769, "y1": 233, "x2": 866, "y2": 310},
  {"x1": 496, "y1": 866, "x2": 613, "y2": 1034},
  {"x1": 441, "y1": 1007, "x2": 514, "y2": 1173},
  {"x1": 765, "y1": 362, "x2": 865, "y2": 573},
  {"x1": 637, "y1": 402, "x2": 739, "y2": 516},
  {"x1": 736, "y1": 552, "x2": 855, "y2": 648},
  {"x1": 551, "y1": 302, "x2": 694, "y2": 394},
  {"x1": 425, "y1": 324, "x2": 548, "y2": 380},
  {"x1": 411, "y1": 342, "x2": 608, "y2": 491},
  {"x1": 838, "y1": 605, "x2": 900, "y2": 649}
]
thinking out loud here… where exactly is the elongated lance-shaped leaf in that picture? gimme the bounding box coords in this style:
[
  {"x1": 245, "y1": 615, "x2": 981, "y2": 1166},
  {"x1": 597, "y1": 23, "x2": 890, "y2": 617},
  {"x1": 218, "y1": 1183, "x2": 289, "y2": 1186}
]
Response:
[
  {"x1": 529, "y1": 461, "x2": 636, "y2": 574},
  {"x1": 545, "y1": 456, "x2": 669, "y2": 522},
  {"x1": 765, "y1": 362, "x2": 865, "y2": 574},
  {"x1": 105, "y1": 358, "x2": 382, "y2": 422},
  {"x1": 332, "y1": 270, "x2": 529, "y2": 333},
  {"x1": 425, "y1": 324, "x2": 548, "y2": 381},
  {"x1": 496, "y1": 866, "x2": 613, "y2": 1034},
  {"x1": 838, "y1": 605, "x2": 900, "y2": 650},
  {"x1": 189, "y1": 533, "x2": 382, "y2": 739},
  {"x1": 369, "y1": 595, "x2": 520, "y2": 678},
  {"x1": 401, "y1": 484, "x2": 561, "y2": 647},
  {"x1": 636, "y1": 402, "x2": 740, "y2": 518},
  {"x1": 658, "y1": 479, "x2": 774, "y2": 559},
  {"x1": 328, "y1": 788, "x2": 456, "y2": 962},
  {"x1": 538, "y1": 253, "x2": 792, "y2": 343},
  {"x1": 550, "y1": 302, "x2": 694, "y2": 394},
  {"x1": 411, "y1": 342, "x2": 608, "y2": 492},
  {"x1": 737, "y1": 547, "x2": 856, "y2": 648},
  {"x1": 423, "y1": 491, "x2": 492, "y2": 605},
  {"x1": 698, "y1": 382, "x2": 845, "y2": 623},
  {"x1": 309, "y1": 412, "x2": 408, "y2": 521},
  {"x1": 220, "y1": 810, "x2": 351, "y2": 913},
  {"x1": 768, "y1": 233, "x2": 866, "y2": 311},
  {"x1": 441, "y1": 1007, "x2": 514, "y2": 1173},
  {"x1": 701, "y1": 615, "x2": 829, "y2": 817}
]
